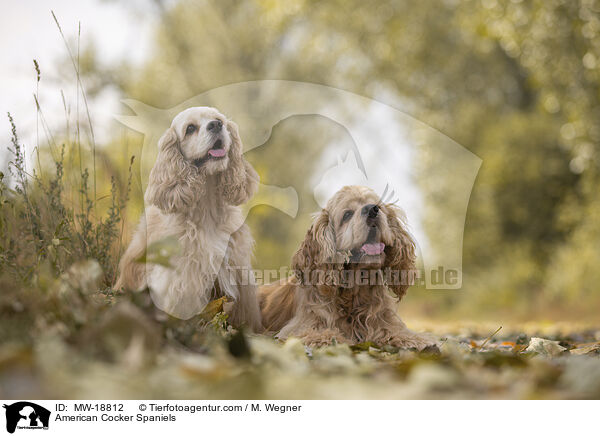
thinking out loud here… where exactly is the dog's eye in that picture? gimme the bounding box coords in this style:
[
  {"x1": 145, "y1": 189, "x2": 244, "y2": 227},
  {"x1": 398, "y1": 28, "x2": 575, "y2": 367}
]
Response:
[
  {"x1": 341, "y1": 210, "x2": 354, "y2": 224},
  {"x1": 185, "y1": 124, "x2": 197, "y2": 135}
]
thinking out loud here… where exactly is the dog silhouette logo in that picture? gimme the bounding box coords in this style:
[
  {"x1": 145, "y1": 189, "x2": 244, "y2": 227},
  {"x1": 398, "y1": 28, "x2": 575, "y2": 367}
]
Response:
[
  {"x1": 3, "y1": 402, "x2": 50, "y2": 433},
  {"x1": 117, "y1": 80, "x2": 482, "y2": 300}
]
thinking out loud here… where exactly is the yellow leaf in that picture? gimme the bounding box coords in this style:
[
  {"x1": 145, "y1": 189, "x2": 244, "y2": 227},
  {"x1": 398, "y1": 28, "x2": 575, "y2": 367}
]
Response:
[{"x1": 199, "y1": 296, "x2": 229, "y2": 321}]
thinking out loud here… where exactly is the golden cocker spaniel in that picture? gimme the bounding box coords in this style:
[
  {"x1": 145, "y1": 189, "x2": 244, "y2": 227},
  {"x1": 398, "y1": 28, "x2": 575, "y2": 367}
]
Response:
[{"x1": 259, "y1": 185, "x2": 434, "y2": 349}]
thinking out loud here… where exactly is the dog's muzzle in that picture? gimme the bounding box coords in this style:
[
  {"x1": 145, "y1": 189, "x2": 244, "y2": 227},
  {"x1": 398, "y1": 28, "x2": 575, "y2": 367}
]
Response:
[{"x1": 192, "y1": 137, "x2": 227, "y2": 167}]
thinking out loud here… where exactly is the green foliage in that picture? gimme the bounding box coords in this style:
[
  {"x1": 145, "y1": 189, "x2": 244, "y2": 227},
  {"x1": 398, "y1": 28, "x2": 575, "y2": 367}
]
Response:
[{"x1": 1, "y1": 101, "x2": 133, "y2": 287}]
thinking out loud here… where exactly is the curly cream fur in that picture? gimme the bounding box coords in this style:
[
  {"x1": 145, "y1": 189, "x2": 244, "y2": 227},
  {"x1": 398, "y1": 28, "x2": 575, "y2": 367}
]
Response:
[
  {"x1": 259, "y1": 185, "x2": 435, "y2": 348},
  {"x1": 116, "y1": 107, "x2": 261, "y2": 331}
]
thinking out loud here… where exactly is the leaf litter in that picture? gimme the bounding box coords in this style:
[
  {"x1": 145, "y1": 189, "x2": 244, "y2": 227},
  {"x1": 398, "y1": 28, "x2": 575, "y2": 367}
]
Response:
[{"x1": 0, "y1": 261, "x2": 599, "y2": 399}]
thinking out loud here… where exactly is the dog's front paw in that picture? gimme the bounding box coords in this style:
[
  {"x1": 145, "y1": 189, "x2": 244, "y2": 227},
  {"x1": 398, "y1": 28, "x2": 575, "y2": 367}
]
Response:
[
  {"x1": 301, "y1": 329, "x2": 348, "y2": 348},
  {"x1": 389, "y1": 333, "x2": 439, "y2": 351}
]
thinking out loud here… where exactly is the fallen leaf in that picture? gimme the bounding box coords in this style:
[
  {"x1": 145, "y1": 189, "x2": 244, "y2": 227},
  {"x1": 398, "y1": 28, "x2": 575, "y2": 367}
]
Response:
[
  {"x1": 440, "y1": 338, "x2": 471, "y2": 356},
  {"x1": 512, "y1": 344, "x2": 528, "y2": 353},
  {"x1": 570, "y1": 343, "x2": 600, "y2": 356},
  {"x1": 179, "y1": 354, "x2": 230, "y2": 380},
  {"x1": 199, "y1": 296, "x2": 229, "y2": 321},
  {"x1": 350, "y1": 342, "x2": 377, "y2": 352},
  {"x1": 525, "y1": 337, "x2": 567, "y2": 356}
]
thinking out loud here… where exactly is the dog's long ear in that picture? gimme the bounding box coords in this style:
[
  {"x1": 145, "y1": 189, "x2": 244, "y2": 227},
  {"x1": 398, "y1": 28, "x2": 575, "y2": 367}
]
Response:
[
  {"x1": 384, "y1": 204, "x2": 417, "y2": 300},
  {"x1": 145, "y1": 127, "x2": 200, "y2": 213},
  {"x1": 216, "y1": 120, "x2": 259, "y2": 205},
  {"x1": 292, "y1": 210, "x2": 337, "y2": 285}
]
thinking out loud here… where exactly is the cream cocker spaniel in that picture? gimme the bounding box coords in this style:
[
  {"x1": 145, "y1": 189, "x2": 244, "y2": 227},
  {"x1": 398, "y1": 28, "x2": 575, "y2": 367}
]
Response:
[{"x1": 116, "y1": 107, "x2": 261, "y2": 331}]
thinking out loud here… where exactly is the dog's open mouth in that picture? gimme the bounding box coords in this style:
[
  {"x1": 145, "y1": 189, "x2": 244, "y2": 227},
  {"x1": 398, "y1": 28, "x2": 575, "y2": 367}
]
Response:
[
  {"x1": 192, "y1": 139, "x2": 226, "y2": 167},
  {"x1": 361, "y1": 226, "x2": 385, "y2": 255},
  {"x1": 348, "y1": 227, "x2": 385, "y2": 260},
  {"x1": 361, "y1": 242, "x2": 385, "y2": 255},
  {"x1": 207, "y1": 139, "x2": 226, "y2": 158}
]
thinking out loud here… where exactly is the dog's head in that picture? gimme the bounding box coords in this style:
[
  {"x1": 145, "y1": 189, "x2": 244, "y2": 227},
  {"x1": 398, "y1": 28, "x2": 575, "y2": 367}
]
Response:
[
  {"x1": 145, "y1": 107, "x2": 259, "y2": 212},
  {"x1": 292, "y1": 185, "x2": 417, "y2": 298},
  {"x1": 170, "y1": 107, "x2": 233, "y2": 175}
]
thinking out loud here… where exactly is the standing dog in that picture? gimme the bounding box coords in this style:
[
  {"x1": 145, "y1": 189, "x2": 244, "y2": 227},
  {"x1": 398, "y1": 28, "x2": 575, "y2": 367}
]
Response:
[
  {"x1": 259, "y1": 185, "x2": 434, "y2": 348},
  {"x1": 116, "y1": 107, "x2": 262, "y2": 331}
]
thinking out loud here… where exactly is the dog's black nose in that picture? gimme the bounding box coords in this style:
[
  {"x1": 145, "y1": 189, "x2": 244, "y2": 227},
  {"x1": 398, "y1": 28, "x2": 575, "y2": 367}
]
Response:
[
  {"x1": 207, "y1": 119, "x2": 223, "y2": 132},
  {"x1": 362, "y1": 204, "x2": 379, "y2": 219}
]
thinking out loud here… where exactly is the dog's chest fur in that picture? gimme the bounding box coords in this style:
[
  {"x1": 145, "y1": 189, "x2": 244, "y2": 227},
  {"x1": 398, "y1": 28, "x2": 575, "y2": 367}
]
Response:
[
  {"x1": 147, "y1": 201, "x2": 245, "y2": 319},
  {"x1": 327, "y1": 283, "x2": 392, "y2": 340}
]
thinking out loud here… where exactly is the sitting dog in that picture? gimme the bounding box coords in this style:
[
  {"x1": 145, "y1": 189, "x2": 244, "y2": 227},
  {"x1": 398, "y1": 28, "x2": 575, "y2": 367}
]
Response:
[
  {"x1": 259, "y1": 185, "x2": 434, "y2": 348},
  {"x1": 116, "y1": 107, "x2": 262, "y2": 331}
]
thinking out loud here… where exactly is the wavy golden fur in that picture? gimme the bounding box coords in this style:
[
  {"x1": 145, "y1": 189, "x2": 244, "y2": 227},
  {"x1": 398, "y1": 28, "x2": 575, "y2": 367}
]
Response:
[
  {"x1": 116, "y1": 107, "x2": 261, "y2": 331},
  {"x1": 259, "y1": 185, "x2": 434, "y2": 348}
]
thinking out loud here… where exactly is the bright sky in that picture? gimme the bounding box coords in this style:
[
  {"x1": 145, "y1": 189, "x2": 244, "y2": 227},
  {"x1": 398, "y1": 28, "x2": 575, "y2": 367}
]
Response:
[{"x1": 0, "y1": 0, "x2": 154, "y2": 167}]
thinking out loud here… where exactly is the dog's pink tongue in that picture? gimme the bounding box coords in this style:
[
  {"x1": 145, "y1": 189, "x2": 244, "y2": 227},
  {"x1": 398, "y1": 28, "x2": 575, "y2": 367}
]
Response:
[
  {"x1": 208, "y1": 149, "x2": 226, "y2": 157},
  {"x1": 361, "y1": 242, "x2": 385, "y2": 255}
]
